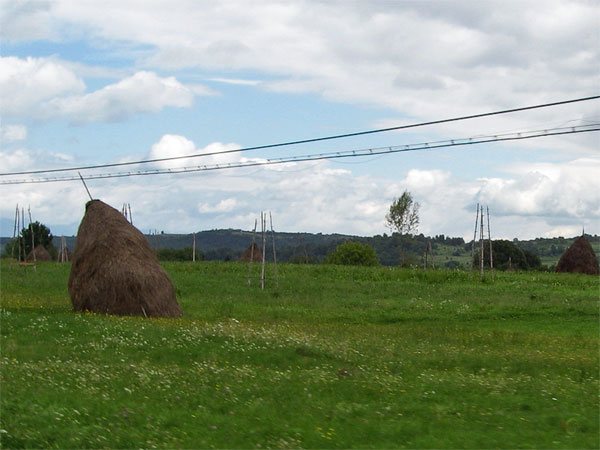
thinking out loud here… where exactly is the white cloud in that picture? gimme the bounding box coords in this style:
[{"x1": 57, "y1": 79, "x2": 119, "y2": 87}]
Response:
[
  {"x1": 198, "y1": 198, "x2": 239, "y2": 214},
  {"x1": 0, "y1": 148, "x2": 35, "y2": 172},
  {"x1": 477, "y1": 158, "x2": 600, "y2": 218},
  {"x1": 208, "y1": 78, "x2": 262, "y2": 86},
  {"x1": 42, "y1": 71, "x2": 196, "y2": 124},
  {"x1": 1, "y1": 57, "x2": 208, "y2": 123},
  {"x1": 1, "y1": 125, "x2": 27, "y2": 143},
  {"x1": 6, "y1": 1, "x2": 596, "y2": 118},
  {"x1": 148, "y1": 135, "x2": 242, "y2": 170},
  {"x1": 0, "y1": 147, "x2": 73, "y2": 174},
  {"x1": 0, "y1": 56, "x2": 85, "y2": 116},
  {"x1": 0, "y1": 0, "x2": 56, "y2": 41}
]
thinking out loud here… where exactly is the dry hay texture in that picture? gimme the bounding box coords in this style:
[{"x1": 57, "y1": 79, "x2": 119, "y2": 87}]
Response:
[
  {"x1": 28, "y1": 244, "x2": 52, "y2": 261},
  {"x1": 555, "y1": 236, "x2": 599, "y2": 275},
  {"x1": 68, "y1": 200, "x2": 182, "y2": 317},
  {"x1": 239, "y1": 242, "x2": 264, "y2": 262}
]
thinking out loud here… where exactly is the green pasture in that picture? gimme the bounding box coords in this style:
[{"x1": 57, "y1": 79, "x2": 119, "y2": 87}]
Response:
[{"x1": 1, "y1": 261, "x2": 598, "y2": 448}]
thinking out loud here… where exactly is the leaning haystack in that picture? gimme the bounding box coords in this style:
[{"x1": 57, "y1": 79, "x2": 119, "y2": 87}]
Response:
[
  {"x1": 556, "y1": 236, "x2": 599, "y2": 275},
  {"x1": 28, "y1": 244, "x2": 52, "y2": 261},
  {"x1": 68, "y1": 200, "x2": 182, "y2": 317},
  {"x1": 239, "y1": 242, "x2": 263, "y2": 262}
]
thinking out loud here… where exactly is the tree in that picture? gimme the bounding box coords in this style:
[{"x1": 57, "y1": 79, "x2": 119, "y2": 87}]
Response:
[
  {"x1": 385, "y1": 191, "x2": 420, "y2": 266},
  {"x1": 2, "y1": 222, "x2": 55, "y2": 259},
  {"x1": 324, "y1": 241, "x2": 379, "y2": 266},
  {"x1": 474, "y1": 240, "x2": 542, "y2": 271},
  {"x1": 21, "y1": 222, "x2": 54, "y2": 255},
  {"x1": 386, "y1": 191, "x2": 420, "y2": 236}
]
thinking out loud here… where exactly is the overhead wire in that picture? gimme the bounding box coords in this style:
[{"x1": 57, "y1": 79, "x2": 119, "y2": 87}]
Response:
[
  {"x1": 1, "y1": 95, "x2": 598, "y2": 177},
  {"x1": 2, "y1": 123, "x2": 597, "y2": 185}
]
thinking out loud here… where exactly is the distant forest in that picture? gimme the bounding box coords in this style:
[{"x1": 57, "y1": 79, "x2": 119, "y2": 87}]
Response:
[{"x1": 4, "y1": 229, "x2": 596, "y2": 270}]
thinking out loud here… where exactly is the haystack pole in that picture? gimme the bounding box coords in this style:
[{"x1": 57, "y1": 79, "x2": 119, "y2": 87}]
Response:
[
  {"x1": 470, "y1": 203, "x2": 479, "y2": 275},
  {"x1": 261, "y1": 212, "x2": 267, "y2": 290},
  {"x1": 28, "y1": 206, "x2": 36, "y2": 263},
  {"x1": 247, "y1": 219, "x2": 257, "y2": 286},
  {"x1": 423, "y1": 240, "x2": 435, "y2": 269},
  {"x1": 78, "y1": 172, "x2": 93, "y2": 201},
  {"x1": 479, "y1": 205, "x2": 484, "y2": 277},
  {"x1": 487, "y1": 206, "x2": 494, "y2": 280},
  {"x1": 192, "y1": 232, "x2": 196, "y2": 262},
  {"x1": 270, "y1": 212, "x2": 278, "y2": 288},
  {"x1": 58, "y1": 236, "x2": 69, "y2": 263},
  {"x1": 12, "y1": 204, "x2": 18, "y2": 261},
  {"x1": 21, "y1": 207, "x2": 26, "y2": 262}
]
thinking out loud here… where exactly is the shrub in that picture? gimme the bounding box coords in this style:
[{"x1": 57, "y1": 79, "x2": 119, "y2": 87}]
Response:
[{"x1": 323, "y1": 241, "x2": 379, "y2": 266}]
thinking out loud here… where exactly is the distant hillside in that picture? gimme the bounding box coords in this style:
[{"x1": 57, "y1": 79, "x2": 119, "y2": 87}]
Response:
[{"x1": 2, "y1": 230, "x2": 598, "y2": 269}]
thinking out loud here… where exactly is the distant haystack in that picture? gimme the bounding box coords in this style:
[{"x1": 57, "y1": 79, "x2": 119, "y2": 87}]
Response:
[
  {"x1": 28, "y1": 244, "x2": 52, "y2": 262},
  {"x1": 239, "y1": 242, "x2": 263, "y2": 262},
  {"x1": 556, "y1": 236, "x2": 599, "y2": 275},
  {"x1": 68, "y1": 200, "x2": 182, "y2": 317}
]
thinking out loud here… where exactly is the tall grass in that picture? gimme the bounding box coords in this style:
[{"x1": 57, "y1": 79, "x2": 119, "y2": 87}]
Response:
[{"x1": 1, "y1": 261, "x2": 598, "y2": 448}]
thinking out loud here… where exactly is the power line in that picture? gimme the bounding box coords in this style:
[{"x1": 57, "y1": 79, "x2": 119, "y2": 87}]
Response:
[
  {"x1": 2, "y1": 124, "x2": 597, "y2": 185},
  {"x1": 1, "y1": 95, "x2": 598, "y2": 177}
]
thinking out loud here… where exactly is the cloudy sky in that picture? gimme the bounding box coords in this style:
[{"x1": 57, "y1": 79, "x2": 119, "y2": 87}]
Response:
[{"x1": 1, "y1": 0, "x2": 599, "y2": 240}]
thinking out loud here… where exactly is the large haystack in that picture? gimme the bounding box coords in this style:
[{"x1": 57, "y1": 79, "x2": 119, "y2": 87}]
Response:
[
  {"x1": 239, "y1": 242, "x2": 263, "y2": 262},
  {"x1": 556, "y1": 236, "x2": 599, "y2": 275},
  {"x1": 28, "y1": 244, "x2": 52, "y2": 261},
  {"x1": 68, "y1": 200, "x2": 182, "y2": 317}
]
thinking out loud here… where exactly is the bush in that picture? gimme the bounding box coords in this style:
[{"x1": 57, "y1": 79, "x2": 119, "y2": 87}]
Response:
[{"x1": 324, "y1": 241, "x2": 379, "y2": 266}]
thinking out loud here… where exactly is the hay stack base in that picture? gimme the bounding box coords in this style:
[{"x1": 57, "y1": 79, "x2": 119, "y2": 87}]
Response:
[
  {"x1": 68, "y1": 200, "x2": 182, "y2": 317},
  {"x1": 555, "y1": 236, "x2": 599, "y2": 275},
  {"x1": 239, "y1": 242, "x2": 263, "y2": 262},
  {"x1": 28, "y1": 244, "x2": 52, "y2": 262}
]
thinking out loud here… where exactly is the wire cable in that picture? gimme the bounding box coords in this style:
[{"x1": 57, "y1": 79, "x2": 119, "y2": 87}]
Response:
[
  {"x1": 2, "y1": 124, "x2": 597, "y2": 185},
  {"x1": 1, "y1": 95, "x2": 598, "y2": 177}
]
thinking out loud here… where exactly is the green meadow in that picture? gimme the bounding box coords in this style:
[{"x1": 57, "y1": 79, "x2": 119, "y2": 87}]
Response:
[{"x1": 1, "y1": 261, "x2": 598, "y2": 449}]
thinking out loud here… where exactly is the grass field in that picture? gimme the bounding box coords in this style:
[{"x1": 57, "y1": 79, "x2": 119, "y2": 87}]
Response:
[{"x1": 1, "y1": 261, "x2": 598, "y2": 449}]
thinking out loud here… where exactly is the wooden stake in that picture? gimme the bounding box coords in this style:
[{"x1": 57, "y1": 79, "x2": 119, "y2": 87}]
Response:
[
  {"x1": 479, "y1": 205, "x2": 484, "y2": 278},
  {"x1": 11, "y1": 204, "x2": 18, "y2": 261},
  {"x1": 470, "y1": 203, "x2": 479, "y2": 275},
  {"x1": 21, "y1": 207, "x2": 26, "y2": 262},
  {"x1": 192, "y1": 232, "x2": 196, "y2": 262},
  {"x1": 270, "y1": 212, "x2": 278, "y2": 288},
  {"x1": 261, "y1": 212, "x2": 266, "y2": 290},
  {"x1": 487, "y1": 206, "x2": 494, "y2": 281},
  {"x1": 28, "y1": 206, "x2": 36, "y2": 263},
  {"x1": 59, "y1": 236, "x2": 68, "y2": 262},
  {"x1": 78, "y1": 172, "x2": 93, "y2": 201},
  {"x1": 17, "y1": 206, "x2": 22, "y2": 262},
  {"x1": 247, "y1": 219, "x2": 257, "y2": 287}
]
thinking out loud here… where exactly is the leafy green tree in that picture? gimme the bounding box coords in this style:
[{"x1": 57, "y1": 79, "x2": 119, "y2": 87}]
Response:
[
  {"x1": 324, "y1": 241, "x2": 379, "y2": 266},
  {"x1": 386, "y1": 191, "x2": 420, "y2": 235},
  {"x1": 2, "y1": 222, "x2": 55, "y2": 258},
  {"x1": 475, "y1": 240, "x2": 541, "y2": 271},
  {"x1": 385, "y1": 191, "x2": 419, "y2": 266},
  {"x1": 21, "y1": 222, "x2": 54, "y2": 255}
]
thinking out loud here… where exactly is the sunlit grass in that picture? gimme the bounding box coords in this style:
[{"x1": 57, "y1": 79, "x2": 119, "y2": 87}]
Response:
[{"x1": 1, "y1": 261, "x2": 598, "y2": 448}]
